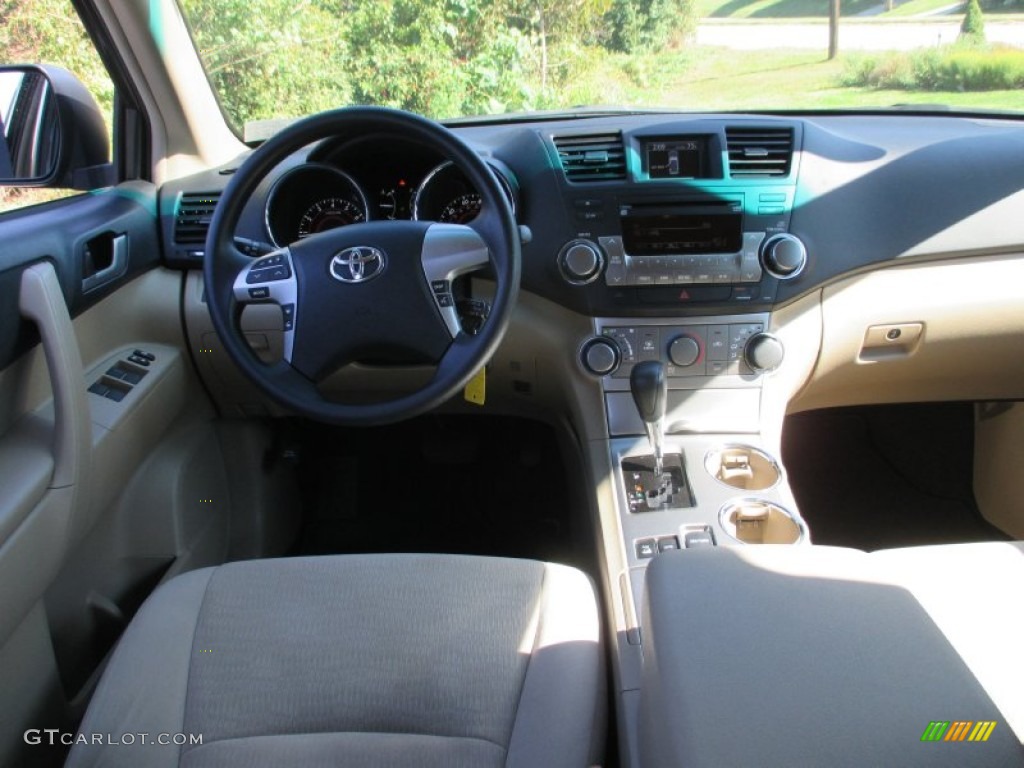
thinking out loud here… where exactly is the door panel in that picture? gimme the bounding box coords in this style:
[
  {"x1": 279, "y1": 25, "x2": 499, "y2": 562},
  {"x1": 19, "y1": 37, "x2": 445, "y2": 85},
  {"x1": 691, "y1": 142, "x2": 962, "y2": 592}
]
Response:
[{"x1": 0, "y1": 181, "x2": 229, "y2": 765}]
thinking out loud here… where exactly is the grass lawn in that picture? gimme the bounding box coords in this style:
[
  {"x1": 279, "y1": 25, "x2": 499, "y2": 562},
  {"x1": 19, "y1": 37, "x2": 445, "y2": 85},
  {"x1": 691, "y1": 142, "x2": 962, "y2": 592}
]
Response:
[
  {"x1": 882, "y1": 0, "x2": 963, "y2": 16},
  {"x1": 698, "y1": 0, "x2": 1023, "y2": 16},
  {"x1": 599, "y1": 47, "x2": 1024, "y2": 112},
  {"x1": 698, "y1": 0, "x2": 883, "y2": 18}
]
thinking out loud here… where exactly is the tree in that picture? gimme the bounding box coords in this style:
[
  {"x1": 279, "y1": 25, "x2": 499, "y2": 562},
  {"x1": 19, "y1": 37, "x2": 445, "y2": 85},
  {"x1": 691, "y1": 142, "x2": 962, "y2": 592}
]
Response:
[
  {"x1": 828, "y1": 0, "x2": 840, "y2": 60},
  {"x1": 606, "y1": 0, "x2": 693, "y2": 53},
  {"x1": 960, "y1": 0, "x2": 986, "y2": 42}
]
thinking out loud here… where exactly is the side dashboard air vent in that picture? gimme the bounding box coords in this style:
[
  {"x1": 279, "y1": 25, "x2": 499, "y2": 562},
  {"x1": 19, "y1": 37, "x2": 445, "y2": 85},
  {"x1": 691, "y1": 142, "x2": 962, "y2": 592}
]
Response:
[
  {"x1": 726, "y1": 127, "x2": 794, "y2": 178},
  {"x1": 174, "y1": 192, "x2": 221, "y2": 244},
  {"x1": 554, "y1": 133, "x2": 626, "y2": 182}
]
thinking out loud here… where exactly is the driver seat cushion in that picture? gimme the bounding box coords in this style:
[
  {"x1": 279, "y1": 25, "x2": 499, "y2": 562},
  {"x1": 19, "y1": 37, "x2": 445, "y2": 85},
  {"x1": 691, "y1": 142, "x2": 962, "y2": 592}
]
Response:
[{"x1": 66, "y1": 554, "x2": 605, "y2": 768}]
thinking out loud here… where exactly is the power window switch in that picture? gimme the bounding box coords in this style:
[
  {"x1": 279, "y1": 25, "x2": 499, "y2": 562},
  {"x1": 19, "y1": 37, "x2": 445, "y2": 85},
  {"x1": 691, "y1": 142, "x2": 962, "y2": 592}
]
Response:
[
  {"x1": 88, "y1": 382, "x2": 110, "y2": 398},
  {"x1": 684, "y1": 530, "x2": 716, "y2": 548},
  {"x1": 635, "y1": 539, "x2": 657, "y2": 559},
  {"x1": 104, "y1": 387, "x2": 127, "y2": 403},
  {"x1": 657, "y1": 536, "x2": 681, "y2": 553}
]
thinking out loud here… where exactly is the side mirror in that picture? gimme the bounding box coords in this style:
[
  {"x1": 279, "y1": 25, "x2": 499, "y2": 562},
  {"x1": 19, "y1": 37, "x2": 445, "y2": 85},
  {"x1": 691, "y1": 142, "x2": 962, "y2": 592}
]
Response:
[{"x1": 0, "y1": 64, "x2": 113, "y2": 190}]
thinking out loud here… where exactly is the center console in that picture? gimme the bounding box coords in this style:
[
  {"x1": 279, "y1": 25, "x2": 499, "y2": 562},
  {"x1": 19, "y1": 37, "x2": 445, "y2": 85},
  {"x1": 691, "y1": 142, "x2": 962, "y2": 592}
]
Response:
[{"x1": 553, "y1": 119, "x2": 816, "y2": 766}]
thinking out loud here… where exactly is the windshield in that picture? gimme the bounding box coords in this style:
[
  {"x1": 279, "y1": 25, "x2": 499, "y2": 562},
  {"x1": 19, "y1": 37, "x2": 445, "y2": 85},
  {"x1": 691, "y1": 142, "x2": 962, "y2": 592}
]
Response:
[{"x1": 182, "y1": 0, "x2": 1024, "y2": 133}]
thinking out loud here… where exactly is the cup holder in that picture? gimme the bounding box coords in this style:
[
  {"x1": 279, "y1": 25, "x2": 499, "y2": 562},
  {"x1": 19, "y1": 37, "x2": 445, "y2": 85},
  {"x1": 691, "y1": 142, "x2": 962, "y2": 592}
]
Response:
[
  {"x1": 705, "y1": 445, "x2": 781, "y2": 491},
  {"x1": 719, "y1": 499, "x2": 805, "y2": 545}
]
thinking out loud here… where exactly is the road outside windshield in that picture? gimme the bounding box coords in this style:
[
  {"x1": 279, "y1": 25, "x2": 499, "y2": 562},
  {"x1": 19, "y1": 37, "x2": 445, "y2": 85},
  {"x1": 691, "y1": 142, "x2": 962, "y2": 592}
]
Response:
[{"x1": 179, "y1": 0, "x2": 1024, "y2": 131}]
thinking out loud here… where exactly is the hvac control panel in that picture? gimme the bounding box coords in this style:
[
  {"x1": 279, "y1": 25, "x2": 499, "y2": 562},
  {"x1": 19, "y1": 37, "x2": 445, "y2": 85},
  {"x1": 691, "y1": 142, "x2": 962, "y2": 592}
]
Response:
[{"x1": 582, "y1": 314, "x2": 783, "y2": 384}]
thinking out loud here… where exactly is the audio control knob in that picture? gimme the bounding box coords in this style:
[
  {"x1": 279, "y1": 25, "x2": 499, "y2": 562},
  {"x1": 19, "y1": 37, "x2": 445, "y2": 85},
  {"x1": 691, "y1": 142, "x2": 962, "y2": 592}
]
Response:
[
  {"x1": 558, "y1": 239, "x2": 604, "y2": 285},
  {"x1": 744, "y1": 333, "x2": 785, "y2": 373},
  {"x1": 668, "y1": 335, "x2": 701, "y2": 367},
  {"x1": 761, "y1": 234, "x2": 807, "y2": 279},
  {"x1": 581, "y1": 337, "x2": 620, "y2": 376}
]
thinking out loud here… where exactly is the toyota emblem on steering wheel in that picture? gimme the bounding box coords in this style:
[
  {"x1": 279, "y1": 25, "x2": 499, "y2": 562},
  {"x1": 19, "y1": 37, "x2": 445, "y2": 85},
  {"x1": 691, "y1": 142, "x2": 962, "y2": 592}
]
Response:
[{"x1": 330, "y1": 246, "x2": 387, "y2": 283}]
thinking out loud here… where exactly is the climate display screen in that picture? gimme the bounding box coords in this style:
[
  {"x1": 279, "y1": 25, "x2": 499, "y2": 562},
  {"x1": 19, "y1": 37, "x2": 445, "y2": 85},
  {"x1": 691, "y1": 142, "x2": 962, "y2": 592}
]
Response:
[
  {"x1": 622, "y1": 212, "x2": 743, "y2": 255},
  {"x1": 645, "y1": 139, "x2": 705, "y2": 179}
]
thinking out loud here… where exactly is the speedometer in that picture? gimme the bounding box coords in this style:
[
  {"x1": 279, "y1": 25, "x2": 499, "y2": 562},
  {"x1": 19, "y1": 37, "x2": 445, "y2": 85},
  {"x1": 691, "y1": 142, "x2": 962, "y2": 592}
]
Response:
[
  {"x1": 413, "y1": 161, "x2": 516, "y2": 224},
  {"x1": 439, "y1": 193, "x2": 482, "y2": 224},
  {"x1": 298, "y1": 197, "x2": 366, "y2": 238}
]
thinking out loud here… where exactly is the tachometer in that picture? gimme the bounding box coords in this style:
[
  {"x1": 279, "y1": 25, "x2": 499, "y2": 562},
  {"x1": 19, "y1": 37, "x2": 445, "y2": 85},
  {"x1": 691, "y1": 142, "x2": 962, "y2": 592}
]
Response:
[
  {"x1": 298, "y1": 197, "x2": 366, "y2": 238},
  {"x1": 439, "y1": 193, "x2": 482, "y2": 224},
  {"x1": 265, "y1": 164, "x2": 370, "y2": 246}
]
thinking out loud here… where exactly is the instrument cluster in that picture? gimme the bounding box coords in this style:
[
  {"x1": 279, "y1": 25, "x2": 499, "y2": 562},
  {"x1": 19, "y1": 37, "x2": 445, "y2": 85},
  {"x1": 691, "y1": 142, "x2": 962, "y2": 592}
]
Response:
[{"x1": 264, "y1": 137, "x2": 517, "y2": 247}]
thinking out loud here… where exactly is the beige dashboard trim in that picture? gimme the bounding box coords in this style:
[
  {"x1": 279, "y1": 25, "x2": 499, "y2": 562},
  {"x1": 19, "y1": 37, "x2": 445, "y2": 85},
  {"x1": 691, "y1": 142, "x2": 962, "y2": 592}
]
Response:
[{"x1": 792, "y1": 253, "x2": 1024, "y2": 412}]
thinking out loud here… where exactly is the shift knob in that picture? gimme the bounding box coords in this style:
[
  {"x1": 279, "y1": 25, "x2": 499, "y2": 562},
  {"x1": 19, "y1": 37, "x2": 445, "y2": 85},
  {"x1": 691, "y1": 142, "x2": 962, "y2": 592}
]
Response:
[
  {"x1": 630, "y1": 361, "x2": 667, "y2": 475},
  {"x1": 630, "y1": 361, "x2": 667, "y2": 425}
]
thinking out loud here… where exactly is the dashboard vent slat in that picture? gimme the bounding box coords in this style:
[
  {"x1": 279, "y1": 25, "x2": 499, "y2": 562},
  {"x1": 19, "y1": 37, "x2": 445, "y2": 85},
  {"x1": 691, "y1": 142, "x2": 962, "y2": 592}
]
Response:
[
  {"x1": 726, "y1": 127, "x2": 794, "y2": 178},
  {"x1": 174, "y1": 192, "x2": 221, "y2": 244},
  {"x1": 554, "y1": 133, "x2": 627, "y2": 182}
]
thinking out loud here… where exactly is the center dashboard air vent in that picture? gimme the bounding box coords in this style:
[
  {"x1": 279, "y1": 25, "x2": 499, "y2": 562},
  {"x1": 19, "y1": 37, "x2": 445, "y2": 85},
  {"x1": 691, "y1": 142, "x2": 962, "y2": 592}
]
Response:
[
  {"x1": 173, "y1": 192, "x2": 221, "y2": 244},
  {"x1": 554, "y1": 133, "x2": 626, "y2": 182},
  {"x1": 725, "y1": 127, "x2": 794, "y2": 178}
]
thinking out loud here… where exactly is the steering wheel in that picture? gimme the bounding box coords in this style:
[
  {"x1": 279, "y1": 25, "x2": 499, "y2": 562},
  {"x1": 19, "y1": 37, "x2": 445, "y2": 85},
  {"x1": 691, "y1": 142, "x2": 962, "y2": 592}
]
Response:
[{"x1": 204, "y1": 107, "x2": 521, "y2": 426}]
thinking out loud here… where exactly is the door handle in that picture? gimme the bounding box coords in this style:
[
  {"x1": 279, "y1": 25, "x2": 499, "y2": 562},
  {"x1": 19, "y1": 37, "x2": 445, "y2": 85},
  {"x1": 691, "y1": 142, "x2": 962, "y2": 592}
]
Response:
[{"x1": 82, "y1": 232, "x2": 128, "y2": 293}]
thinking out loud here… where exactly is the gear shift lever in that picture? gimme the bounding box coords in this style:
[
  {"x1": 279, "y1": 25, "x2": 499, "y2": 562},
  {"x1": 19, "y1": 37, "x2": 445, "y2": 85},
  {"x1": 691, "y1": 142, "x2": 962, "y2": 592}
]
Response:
[{"x1": 630, "y1": 360, "x2": 667, "y2": 476}]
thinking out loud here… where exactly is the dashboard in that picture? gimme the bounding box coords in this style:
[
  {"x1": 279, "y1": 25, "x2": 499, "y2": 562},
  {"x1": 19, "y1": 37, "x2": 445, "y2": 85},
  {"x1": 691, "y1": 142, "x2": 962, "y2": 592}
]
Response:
[{"x1": 162, "y1": 112, "x2": 1024, "y2": 328}]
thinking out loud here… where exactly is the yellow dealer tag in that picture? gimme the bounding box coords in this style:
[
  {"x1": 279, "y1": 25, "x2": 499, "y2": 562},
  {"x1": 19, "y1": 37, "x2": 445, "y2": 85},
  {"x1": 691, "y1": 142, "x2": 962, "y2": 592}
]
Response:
[{"x1": 464, "y1": 366, "x2": 486, "y2": 406}]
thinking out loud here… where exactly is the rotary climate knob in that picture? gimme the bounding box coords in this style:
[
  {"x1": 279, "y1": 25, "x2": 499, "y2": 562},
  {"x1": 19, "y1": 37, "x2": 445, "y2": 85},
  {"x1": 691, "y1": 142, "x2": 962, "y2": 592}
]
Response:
[
  {"x1": 558, "y1": 240, "x2": 604, "y2": 285},
  {"x1": 761, "y1": 234, "x2": 807, "y2": 279},
  {"x1": 744, "y1": 333, "x2": 785, "y2": 373},
  {"x1": 669, "y1": 335, "x2": 701, "y2": 367},
  {"x1": 581, "y1": 337, "x2": 620, "y2": 376}
]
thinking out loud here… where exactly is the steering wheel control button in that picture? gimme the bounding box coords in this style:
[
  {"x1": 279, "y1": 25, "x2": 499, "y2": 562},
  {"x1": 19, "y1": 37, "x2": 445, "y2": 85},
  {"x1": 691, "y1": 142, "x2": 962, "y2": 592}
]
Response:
[
  {"x1": 330, "y1": 246, "x2": 387, "y2": 284},
  {"x1": 255, "y1": 253, "x2": 285, "y2": 267},
  {"x1": 635, "y1": 539, "x2": 657, "y2": 559},
  {"x1": 437, "y1": 293, "x2": 454, "y2": 308},
  {"x1": 249, "y1": 287, "x2": 271, "y2": 300},
  {"x1": 245, "y1": 253, "x2": 293, "y2": 284},
  {"x1": 282, "y1": 304, "x2": 295, "y2": 331},
  {"x1": 246, "y1": 265, "x2": 291, "y2": 284},
  {"x1": 431, "y1": 280, "x2": 450, "y2": 295}
]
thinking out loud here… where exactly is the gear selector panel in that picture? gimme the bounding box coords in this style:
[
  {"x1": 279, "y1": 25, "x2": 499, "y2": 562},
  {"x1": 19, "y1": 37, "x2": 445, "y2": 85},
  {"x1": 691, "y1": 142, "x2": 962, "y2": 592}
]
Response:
[{"x1": 622, "y1": 453, "x2": 695, "y2": 513}]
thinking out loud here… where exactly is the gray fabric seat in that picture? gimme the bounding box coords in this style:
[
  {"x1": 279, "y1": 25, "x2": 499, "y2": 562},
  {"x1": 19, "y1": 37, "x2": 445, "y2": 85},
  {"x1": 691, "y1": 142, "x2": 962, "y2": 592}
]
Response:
[
  {"x1": 638, "y1": 542, "x2": 1024, "y2": 767},
  {"x1": 67, "y1": 554, "x2": 604, "y2": 768}
]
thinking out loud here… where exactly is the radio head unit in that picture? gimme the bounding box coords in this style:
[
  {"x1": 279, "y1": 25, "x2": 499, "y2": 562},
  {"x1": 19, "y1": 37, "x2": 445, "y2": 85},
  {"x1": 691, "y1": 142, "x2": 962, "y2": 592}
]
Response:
[
  {"x1": 602, "y1": 199, "x2": 764, "y2": 287},
  {"x1": 621, "y1": 201, "x2": 742, "y2": 256}
]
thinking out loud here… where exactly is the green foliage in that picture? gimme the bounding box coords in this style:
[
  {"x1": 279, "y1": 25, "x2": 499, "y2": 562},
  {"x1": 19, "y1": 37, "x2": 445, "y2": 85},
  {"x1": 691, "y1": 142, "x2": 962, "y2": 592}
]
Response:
[
  {"x1": 0, "y1": 0, "x2": 114, "y2": 117},
  {"x1": 841, "y1": 45, "x2": 1024, "y2": 91},
  {"x1": 606, "y1": 0, "x2": 692, "y2": 53},
  {"x1": 337, "y1": 0, "x2": 536, "y2": 117},
  {"x1": 961, "y1": 0, "x2": 986, "y2": 42},
  {"x1": 6, "y1": 0, "x2": 697, "y2": 130},
  {"x1": 181, "y1": 0, "x2": 351, "y2": 128}
]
